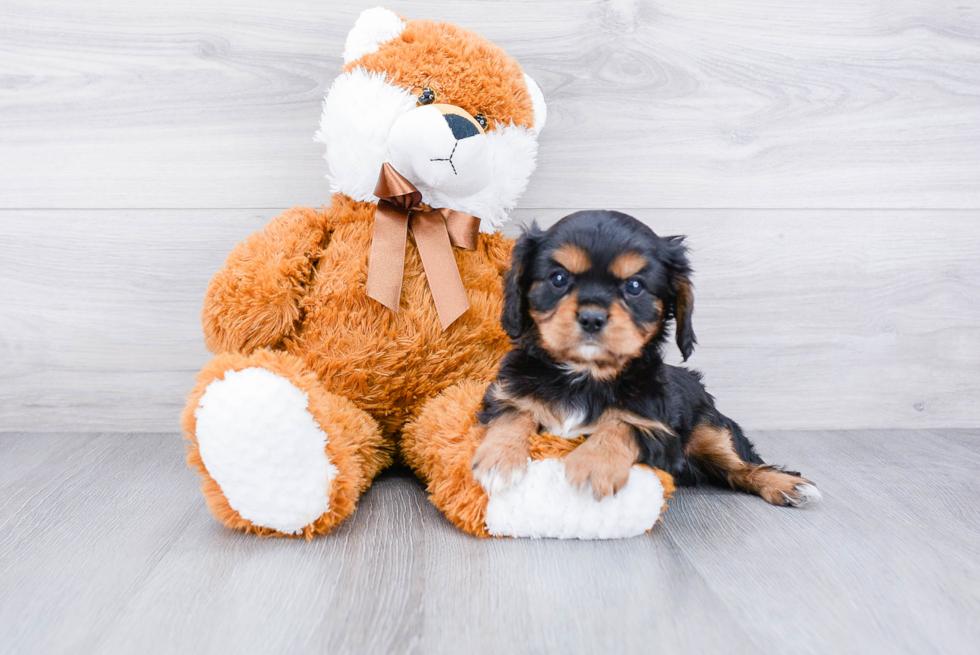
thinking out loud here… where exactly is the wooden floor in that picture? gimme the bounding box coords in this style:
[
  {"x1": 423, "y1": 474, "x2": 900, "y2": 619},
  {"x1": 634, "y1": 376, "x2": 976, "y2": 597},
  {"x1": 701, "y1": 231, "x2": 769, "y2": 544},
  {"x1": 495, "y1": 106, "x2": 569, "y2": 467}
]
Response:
[{"x1": 1, "y1": 430, "x2": 977, "y2": 654}]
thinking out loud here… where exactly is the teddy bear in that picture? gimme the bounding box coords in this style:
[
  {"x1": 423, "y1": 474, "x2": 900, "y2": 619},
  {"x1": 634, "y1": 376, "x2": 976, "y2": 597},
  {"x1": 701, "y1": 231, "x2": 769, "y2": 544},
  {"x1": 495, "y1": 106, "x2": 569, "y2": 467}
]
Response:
[{"x1": 182, "y1": 7, "x2": 673, "y2": 539}]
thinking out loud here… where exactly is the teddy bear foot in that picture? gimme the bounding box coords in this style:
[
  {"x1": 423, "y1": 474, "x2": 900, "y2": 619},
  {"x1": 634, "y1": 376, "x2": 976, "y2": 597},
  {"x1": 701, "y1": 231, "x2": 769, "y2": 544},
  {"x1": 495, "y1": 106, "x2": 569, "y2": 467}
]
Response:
[
  {"x1": 483, "y1": 459, "x2": 669, "y2": 539},
  {"x1": 183, "y1": 350, "x2": 390, "y2": 537},
  {"x1": 193, "y1": 366, "x2": 337, "y2": 535}
]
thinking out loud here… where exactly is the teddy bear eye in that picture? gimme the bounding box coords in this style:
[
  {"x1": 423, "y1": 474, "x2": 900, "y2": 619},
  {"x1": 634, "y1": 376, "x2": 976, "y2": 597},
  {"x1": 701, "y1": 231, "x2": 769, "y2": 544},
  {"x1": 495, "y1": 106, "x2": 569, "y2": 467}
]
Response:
[
  {"x1": 474, "y1": 113, "x2": 488, "y2": 129},
  {"x1": 417, "y1": 88, "x2": 436, "y2": 106}
]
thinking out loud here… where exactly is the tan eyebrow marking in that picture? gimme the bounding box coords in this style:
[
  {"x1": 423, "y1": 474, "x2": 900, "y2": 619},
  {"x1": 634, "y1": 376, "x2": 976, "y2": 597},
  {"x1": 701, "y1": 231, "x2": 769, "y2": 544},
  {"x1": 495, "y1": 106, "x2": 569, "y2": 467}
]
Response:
[
  {"x1": 552, "y1": 243, "x2": 591, "y2": 274},
  {"x1": 609, "y1": 252, "x2": 648, "y2": 279}
]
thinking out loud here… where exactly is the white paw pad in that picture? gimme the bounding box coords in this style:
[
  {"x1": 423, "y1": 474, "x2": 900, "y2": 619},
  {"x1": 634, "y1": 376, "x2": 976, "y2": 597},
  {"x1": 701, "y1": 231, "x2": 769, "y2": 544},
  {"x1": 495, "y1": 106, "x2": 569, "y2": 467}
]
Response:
[
  {"x1": 195, "y1": 367, "x2": 338, "y2": 534},
  {"x1": 484, "y1": 459, "x2": 666, "y2": 540}
]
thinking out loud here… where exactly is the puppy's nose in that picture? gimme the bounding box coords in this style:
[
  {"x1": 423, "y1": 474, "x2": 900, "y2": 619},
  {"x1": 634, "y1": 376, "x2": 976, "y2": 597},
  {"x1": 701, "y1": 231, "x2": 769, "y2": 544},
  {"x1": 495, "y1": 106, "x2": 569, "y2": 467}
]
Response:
[{"x1": 577, "y1": 308, "x2": 608, "y2": 334}]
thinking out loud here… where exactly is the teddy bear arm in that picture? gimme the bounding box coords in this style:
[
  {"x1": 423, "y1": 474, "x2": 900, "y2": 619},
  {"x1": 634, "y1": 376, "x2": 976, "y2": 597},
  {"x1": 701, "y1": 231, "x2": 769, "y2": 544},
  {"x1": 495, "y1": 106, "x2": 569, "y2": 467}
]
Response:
[{"x1": 202, "y1": 207, "x2": 333, "y2": 354}]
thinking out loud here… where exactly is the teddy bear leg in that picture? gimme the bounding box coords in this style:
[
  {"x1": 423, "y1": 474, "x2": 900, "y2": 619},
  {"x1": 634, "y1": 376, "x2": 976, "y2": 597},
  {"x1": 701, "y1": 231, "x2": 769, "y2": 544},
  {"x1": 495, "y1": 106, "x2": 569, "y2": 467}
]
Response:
[
  {"x1": 400, "y1": 380, "x2": 496, "y2": 537},
  {"x1": 401, "y1": 379, "x2": 674, "y2": 539},
  {"x1": 182, "y1": 349, "x2": 392, "y2": 538}
]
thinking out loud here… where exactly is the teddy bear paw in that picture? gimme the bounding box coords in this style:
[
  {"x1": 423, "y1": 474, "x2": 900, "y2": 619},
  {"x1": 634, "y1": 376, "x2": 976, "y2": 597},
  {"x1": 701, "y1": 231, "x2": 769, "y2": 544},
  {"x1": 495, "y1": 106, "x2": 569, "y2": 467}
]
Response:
[
  {"x1": 194, "y1": 367, "x2": 339, "y2": 535},
  {"x1": 484, "y1": 460, "x2": 668, "y2": 539}
]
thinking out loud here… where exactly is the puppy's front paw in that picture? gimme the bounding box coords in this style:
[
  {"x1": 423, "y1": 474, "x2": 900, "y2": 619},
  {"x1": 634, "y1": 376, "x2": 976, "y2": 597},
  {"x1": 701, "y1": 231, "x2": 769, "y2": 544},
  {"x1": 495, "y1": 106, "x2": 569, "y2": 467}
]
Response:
[
  {"x1": 564, "y1": 440, "x2": 633, "y2": 500},
  {"x1": 472, "y1": 439, "x2": 529, "y2": 495}
]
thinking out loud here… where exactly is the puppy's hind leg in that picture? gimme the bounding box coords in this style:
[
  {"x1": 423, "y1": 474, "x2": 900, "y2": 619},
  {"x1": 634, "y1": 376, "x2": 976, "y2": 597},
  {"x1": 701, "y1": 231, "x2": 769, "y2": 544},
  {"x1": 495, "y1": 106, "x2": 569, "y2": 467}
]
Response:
[{"x1": 684, "y1": 419, "x2": 821, "y2": 507}]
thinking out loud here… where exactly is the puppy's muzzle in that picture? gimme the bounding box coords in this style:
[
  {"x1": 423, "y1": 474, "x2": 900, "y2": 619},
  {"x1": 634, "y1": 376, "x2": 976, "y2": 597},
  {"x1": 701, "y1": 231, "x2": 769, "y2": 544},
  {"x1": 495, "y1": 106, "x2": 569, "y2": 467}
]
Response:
[{"x1": 577, "y1": 307, "x2": 608, "y2": 335}]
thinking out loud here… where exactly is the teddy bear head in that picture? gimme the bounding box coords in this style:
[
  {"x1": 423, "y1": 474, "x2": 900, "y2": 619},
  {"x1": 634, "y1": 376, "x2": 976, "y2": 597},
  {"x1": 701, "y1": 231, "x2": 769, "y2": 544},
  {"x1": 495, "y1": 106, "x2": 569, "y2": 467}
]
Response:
[{"x1": 315, "y1": 7, "x2": 547, "y2": 231}]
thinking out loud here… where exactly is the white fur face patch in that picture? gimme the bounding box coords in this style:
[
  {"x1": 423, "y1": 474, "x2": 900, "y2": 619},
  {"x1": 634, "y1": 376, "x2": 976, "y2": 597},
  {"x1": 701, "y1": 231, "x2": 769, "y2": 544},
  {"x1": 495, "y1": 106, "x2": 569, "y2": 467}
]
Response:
[
  {"x1": 484, "y1": 459, "x2": 666, "y2": 539},
  {"x1": 315, "y1": 68, "x2": 418, "y2": 203},
  {"x1": 387, "y1": 105, "x2": 492, "y2": 197},
  {"x1": 316, "y1": 68, "x2": 540, "y2": 232},
  {"x1": 195, "y1": 367, "x2": 338, "y2": 535}
]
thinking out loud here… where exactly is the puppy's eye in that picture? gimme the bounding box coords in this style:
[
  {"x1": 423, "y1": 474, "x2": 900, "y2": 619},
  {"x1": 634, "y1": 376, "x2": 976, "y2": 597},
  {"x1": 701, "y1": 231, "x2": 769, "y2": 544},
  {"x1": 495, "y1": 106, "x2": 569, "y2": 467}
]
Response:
[
  {"x1": 625, "y1": 278, "x2": 645, "y2": 296},
  {"x1": 550, "y1": 272, "x2": 570, "y2": 288},
  {"x1": 417, "y1": 87, "x2": 436, "y2": 105}
]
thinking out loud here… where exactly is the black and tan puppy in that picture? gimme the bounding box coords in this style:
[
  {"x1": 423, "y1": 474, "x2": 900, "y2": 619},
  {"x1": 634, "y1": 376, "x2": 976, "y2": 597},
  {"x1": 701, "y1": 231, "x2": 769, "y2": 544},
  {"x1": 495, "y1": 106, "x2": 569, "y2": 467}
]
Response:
[{"x1": 471, "y1": 210, "x2": 820, "y2": 506}]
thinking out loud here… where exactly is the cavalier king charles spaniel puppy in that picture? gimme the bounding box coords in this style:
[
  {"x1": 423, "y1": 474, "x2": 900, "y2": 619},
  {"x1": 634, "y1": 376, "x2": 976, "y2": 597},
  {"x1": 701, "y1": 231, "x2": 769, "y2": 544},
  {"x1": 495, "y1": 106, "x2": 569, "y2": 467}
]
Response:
[{"x1": 472, "y1": 210, "x2": 820, "y2": 507}]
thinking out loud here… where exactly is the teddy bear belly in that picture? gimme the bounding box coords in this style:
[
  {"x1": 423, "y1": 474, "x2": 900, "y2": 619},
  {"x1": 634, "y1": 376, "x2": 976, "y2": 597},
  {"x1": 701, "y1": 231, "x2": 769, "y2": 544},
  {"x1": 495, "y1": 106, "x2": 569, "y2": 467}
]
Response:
[
  {"x1": 284, "y1": 326, "x2": 508, "y2": 436},
  {"x1": 286, "y1": 242, "x2": 511, "y2": 435}
]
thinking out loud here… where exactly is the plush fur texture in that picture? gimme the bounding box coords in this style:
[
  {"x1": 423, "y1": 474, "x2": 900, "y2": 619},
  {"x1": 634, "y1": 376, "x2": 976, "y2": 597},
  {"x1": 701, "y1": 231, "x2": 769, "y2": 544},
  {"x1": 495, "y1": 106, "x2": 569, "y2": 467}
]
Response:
[
  {"x1": 316, "y1": 13, "x2": 543, "y2": 230},
  {"x1": 386, "y1": 103, "x2": 492, "y2": 197},
  {"x1": 346, "y1": 18, "x2": 536, "y2": 131},
  {"x1": 197, "y1": 195, "x2": 514, "y2": 439},
  {"x1": 182, "y1": 349, "x2": 391, "y2": 539},
  {"x1": 522, "y1": 74, "x2": 547, "y2": 133},
  {"x1": 342, "y1": 7, "x2": 406, "y2": 64},
  {"x1": 195, "y1": 366, "x2": 339, "y2": 535},
  {"x1": 315, "y1": 69, "x2": 418, "y2": 204},
  {"x1": 485, "y1": 459, "x2": 668, "y2": 539}
]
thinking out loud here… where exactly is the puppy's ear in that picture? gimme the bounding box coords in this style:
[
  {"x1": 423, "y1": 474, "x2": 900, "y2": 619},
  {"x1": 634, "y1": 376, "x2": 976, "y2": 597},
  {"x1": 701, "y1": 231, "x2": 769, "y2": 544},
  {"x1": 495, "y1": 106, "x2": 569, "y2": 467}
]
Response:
[
  {"x1": 662, "y1": 236, "x2": 697, "y2": 361},
  {"x1": 502, "y1": 223, "x2": 544, "y2": 339}
]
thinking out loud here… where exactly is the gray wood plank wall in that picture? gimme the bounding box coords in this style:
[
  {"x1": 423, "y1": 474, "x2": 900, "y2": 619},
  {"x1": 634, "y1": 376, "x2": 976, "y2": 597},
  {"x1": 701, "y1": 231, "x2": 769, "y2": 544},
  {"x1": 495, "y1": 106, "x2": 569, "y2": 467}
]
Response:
[{"x1": 2, "y1": 1, "x2": 978, "y2": 431}]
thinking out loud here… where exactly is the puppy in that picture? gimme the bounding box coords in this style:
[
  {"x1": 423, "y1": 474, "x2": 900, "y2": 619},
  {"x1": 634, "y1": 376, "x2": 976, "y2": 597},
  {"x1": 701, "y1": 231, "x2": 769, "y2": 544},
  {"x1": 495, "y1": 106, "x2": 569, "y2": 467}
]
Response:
[{"x1": 471, "y1": 210, "x2": 820, "y2": 506}]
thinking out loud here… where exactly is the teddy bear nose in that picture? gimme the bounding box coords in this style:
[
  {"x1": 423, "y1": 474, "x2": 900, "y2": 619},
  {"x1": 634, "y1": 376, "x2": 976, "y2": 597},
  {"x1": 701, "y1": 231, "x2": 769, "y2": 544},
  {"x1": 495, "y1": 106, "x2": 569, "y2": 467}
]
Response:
[
  {"x1": 577, "y1": 307, "x2": 608, "y2": 334},
  {"x1": 443, "y1": 113, "x2": 481, "y2": 140}
]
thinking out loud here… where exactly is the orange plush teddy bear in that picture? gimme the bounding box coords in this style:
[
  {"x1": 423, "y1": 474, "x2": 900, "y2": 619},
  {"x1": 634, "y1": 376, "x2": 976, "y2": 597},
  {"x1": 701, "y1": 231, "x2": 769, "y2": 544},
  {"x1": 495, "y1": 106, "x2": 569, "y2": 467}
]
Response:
[{"x1": 182, "y1": 8, "x2": 673, "y2": 539}]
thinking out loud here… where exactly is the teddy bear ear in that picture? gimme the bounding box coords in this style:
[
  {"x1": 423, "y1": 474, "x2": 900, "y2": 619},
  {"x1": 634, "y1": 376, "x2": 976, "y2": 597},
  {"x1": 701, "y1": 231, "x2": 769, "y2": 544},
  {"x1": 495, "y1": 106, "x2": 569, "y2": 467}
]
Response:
[
  {"x1": 523, "y1": 74, "x2": 548, "y2": 134},
  {"x1": 343, "y1": 7, "x2": 406, "y2": 64}
]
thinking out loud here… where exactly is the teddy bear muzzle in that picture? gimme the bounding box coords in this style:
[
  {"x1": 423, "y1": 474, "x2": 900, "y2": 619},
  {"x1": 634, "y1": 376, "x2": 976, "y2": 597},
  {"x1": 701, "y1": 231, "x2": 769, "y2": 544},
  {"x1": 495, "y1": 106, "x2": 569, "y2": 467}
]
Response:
[{"x1": 386, "y1": 103, "x2": 492, "y2": 197}]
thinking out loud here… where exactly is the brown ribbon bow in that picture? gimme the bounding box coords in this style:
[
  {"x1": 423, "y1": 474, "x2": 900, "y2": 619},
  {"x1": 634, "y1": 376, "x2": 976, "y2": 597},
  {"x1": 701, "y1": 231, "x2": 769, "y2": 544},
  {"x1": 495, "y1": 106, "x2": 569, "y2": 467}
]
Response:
[{"x1": 366, "y1": 163, "x2": 482, "y2": 330}]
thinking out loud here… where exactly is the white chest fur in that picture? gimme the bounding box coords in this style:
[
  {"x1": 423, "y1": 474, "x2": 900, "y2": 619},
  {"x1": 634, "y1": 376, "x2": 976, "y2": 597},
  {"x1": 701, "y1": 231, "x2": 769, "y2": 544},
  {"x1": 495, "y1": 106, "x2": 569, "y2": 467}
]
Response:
[{"x1": 538, "y1": 408, "x2": 590, "y2": 439}]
